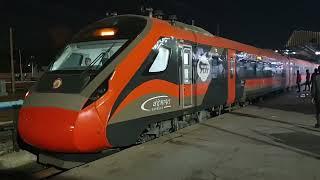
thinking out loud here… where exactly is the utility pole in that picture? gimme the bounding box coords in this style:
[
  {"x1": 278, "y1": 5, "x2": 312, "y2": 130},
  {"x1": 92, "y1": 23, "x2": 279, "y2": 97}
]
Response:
[
  {"x1": 19, "y1": 49, "x2": 23, "y2": 81},
  {"x1": 31, "y1": 61, "x2": 34, "y2": 78},
  {"x1": 9, "y1": 27, "x2": 15, "y2": 94},
  {"x1": 30, "y1": 56, "x2": 35, "y2": 78}
]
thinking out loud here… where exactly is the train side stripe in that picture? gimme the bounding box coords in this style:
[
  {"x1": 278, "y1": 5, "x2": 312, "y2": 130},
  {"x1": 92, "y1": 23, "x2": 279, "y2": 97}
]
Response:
[{"x1": 110, "y1": 80, "x2": 210, "y2": 122}]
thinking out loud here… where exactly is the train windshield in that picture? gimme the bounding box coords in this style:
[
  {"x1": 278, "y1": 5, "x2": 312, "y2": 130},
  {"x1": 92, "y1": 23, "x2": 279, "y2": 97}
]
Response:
[{"x1": 49, "y1": 40, "x2": 127, "y2": 71}]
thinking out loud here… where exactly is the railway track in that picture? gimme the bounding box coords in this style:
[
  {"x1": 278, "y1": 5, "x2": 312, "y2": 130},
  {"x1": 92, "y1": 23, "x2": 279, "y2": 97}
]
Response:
[
  {"x1": 32, "y1": 167, "x2": 65, "y2": 179},
  {"x1": 0, "y1": 121, "x2": 13, "y2": 131}
]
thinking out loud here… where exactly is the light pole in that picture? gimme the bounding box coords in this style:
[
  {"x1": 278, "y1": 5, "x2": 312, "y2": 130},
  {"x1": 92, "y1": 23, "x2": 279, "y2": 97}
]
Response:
[
  {"x1": 9, "y1": 27, "x2": 15, "y2": 94},
  {"x1": 29, "y1": 56, "x2": 35, "y2": 78},
  {"x1": 19, "y1": 49, "x2": 23, "y2": 81}
]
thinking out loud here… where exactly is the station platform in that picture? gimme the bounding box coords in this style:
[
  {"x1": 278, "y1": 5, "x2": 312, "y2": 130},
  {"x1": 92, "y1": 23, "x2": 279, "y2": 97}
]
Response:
[{"x1": 52, "y1": 92, "x2": 320, "y2": 180}]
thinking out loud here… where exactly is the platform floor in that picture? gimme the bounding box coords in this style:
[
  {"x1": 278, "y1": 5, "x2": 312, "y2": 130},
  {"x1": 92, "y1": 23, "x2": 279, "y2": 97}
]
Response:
[
  {"x1": 52, "y1": 92, "x2": 320, "y2": 180},
  {"x1": 53, "y1": 93, "x2": 320, "y2": 180}
]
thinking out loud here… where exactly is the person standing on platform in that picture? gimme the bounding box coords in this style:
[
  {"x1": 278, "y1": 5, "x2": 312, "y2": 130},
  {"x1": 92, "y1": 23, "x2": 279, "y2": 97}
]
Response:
[
  {"x1": 304, "y1": 69, "x2": 311, "y2": 91},
  {"x1": 296, "y1": 70, "x2": 301, "y2": 93},
  {"x1": 311, "y1": 68, "x2": 318, "y2": 87},
  {"x1": 311, "y1": 66, "x2": 320, "y2": 128}
]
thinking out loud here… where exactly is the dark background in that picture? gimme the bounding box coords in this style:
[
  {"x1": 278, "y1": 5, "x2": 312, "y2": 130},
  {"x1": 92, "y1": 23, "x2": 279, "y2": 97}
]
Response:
[{"x1": 0, "y1": 0, "x2": 319, "y2": 72}]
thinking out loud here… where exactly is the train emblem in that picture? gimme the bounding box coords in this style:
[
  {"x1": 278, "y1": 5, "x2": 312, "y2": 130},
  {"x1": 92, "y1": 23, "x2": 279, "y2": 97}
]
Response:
[
  {"x1": 197, "y1": 54, "x2": 211, "y2": 82},
  {"x1": 52, "y1": 78, "x2": 63, "y2": 89}
]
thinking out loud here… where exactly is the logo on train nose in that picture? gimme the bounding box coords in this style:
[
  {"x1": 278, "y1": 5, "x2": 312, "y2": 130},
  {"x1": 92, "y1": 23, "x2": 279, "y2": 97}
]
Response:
[
  {"x1": 53, "y1": 78, "x2": 63, "y2": 89},
  {"x1": 197, "y1": 54, "x2": 210, "y2": 82}
]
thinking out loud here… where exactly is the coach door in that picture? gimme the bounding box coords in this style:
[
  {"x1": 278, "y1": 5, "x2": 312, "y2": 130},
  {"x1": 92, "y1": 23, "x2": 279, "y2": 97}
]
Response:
[
  {"x1": 181, "y1": 46, "x2": 193, "y2": 108},
  {"x1": 227, "y1": 49, "x2": 236, "y2": 104}
]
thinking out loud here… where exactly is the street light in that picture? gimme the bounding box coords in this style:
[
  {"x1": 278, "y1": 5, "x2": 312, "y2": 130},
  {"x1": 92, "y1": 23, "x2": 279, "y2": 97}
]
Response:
[
  {"x1": 29, "y1": 56, "x2": 35, "y2": 78},
  {"x1": 19, "y1": 49, "x2": 23, "y2": 81},
  {"x1": 9, "y1": 27, "x2": 15, "y2": 94}
]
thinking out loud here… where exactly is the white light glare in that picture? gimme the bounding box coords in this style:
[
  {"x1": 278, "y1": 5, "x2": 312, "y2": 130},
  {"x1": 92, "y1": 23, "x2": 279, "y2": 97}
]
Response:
[
  {"x1": 315, "y1": 51, "x2": 320, "y2": 55},
  {"x1": 100, "y1": 31, "x2": 115, "y2": 36}
]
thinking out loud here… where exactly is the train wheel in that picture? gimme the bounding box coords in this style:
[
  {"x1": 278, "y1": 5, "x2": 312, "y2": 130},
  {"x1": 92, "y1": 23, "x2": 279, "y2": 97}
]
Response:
[
  {"x1": 197, "y1": 111, "x2": 208, "y2": 123},
  {"x1": 171, "y1": 118, "x2": 179, "y2": 131},
  {"x1": 239, "y1": 101, "x2": 249, "y2": 107},
  {"x1": 217, "y1": 105, "x2": 223, "y2": 115},
  {"x1": 136, "y1": 134, "x2": 156, "y2": 144}
]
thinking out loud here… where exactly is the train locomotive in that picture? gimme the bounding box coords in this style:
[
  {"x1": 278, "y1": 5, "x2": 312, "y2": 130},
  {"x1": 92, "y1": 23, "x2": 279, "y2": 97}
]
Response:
[{"x1": 18, "y1": 15, "x2": 318, "y2": 167}]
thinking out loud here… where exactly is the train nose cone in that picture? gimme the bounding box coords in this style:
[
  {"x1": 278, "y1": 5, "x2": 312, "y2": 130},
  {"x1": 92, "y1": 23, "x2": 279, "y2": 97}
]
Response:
[
  {"x1": 18, "y1": 107, "x2": 79, "y2": 152},
  {"x1": 18, "y1": 106, "x2": 110, "y2": 153}
]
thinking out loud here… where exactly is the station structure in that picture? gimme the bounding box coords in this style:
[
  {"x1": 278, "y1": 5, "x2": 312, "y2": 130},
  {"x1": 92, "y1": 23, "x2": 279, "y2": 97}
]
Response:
[{"x1": 285, "y1": 30, "x2": 320, "y2": 64}]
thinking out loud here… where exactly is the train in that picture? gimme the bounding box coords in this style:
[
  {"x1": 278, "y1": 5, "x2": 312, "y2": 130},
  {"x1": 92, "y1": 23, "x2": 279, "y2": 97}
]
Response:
[{"x1": 18, "y1": 15, "x2": 318, "y2": 168}]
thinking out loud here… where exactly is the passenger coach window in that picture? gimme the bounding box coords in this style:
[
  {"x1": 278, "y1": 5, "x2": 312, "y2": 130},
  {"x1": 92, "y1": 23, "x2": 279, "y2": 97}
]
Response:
[
  {"x1": 236, "y1": 52, "x2": 256, "y2": 79},
  {"x1": 149, "y1": 47, "x2": 170, "y2": 73}
]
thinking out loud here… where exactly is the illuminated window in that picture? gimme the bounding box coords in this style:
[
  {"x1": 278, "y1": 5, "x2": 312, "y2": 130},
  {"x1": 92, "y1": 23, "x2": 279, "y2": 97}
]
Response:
[{"x1": 149, "y1": 47, "x2": 170, "y2": 73}]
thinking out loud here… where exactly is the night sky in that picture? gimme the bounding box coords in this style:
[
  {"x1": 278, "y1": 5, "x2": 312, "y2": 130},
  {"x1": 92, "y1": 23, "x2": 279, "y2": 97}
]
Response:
[{"x1": 0, "y1": 0, "x2": 319, "y2": 69}]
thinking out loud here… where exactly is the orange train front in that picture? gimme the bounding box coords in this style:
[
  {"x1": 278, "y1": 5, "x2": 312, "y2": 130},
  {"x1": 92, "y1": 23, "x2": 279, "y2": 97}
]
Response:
[{"x1": 18, "y1": 15, "x2": 318, "y2": 167}]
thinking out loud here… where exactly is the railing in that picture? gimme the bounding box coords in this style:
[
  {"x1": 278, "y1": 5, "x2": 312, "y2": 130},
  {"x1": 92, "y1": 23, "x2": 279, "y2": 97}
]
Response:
[
  {"x1": 0, "y1": 101, "x2": 23, "y2": 152},
  {"x1": 0, "y1": 100, "x2": 24, "y2": 110},
  {"x1": 5, "y1": 81, "x2": 35, "y2": 93}
]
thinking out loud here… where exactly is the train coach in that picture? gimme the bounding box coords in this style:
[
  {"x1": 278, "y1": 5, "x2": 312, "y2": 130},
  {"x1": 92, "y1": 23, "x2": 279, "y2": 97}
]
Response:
[{"x1": 18, "y1": 15, "x2": 318, "y2": 167}]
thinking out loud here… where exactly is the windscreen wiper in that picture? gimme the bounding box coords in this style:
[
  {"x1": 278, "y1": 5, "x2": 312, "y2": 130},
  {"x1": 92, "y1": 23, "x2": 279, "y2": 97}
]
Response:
[{"x1": 81, "y1": 43, "x2": 115, "y2": 75}]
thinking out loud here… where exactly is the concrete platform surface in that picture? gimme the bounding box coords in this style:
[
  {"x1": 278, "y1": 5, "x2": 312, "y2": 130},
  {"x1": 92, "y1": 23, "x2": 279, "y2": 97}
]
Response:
[{"x1": 53, "y1": 92, "x2": 320, "y2": 180}]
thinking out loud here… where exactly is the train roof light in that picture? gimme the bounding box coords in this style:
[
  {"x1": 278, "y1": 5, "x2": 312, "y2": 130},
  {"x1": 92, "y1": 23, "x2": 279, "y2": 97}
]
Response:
[
  {"x1": 100, "y1": 30, "x2": 115, "y2": 36},
  {"x1": 315, "y1": 51, "x2": 320, "y2": 55},
  {"x1": 95, "y1": 28, "x2": 117, "y2": 37}
]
